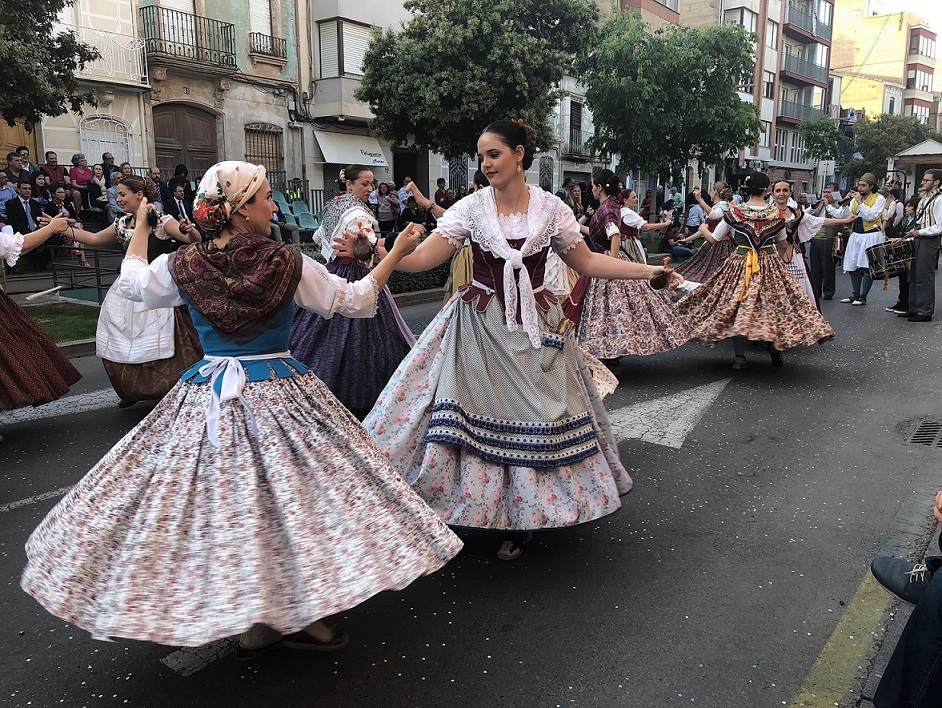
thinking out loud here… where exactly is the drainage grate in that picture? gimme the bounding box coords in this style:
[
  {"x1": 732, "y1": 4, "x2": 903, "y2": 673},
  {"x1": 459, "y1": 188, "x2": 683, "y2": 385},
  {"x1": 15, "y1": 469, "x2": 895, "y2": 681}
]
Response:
[{"x1": 910, "y1": 421, "x2": 942, "y2": 447}]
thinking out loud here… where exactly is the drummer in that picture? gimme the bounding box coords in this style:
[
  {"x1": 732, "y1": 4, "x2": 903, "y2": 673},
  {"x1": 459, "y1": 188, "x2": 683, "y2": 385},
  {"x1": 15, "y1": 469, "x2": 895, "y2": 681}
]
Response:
[{"x1": 903, "y1": 169, "x2": 942, "y2": 323}]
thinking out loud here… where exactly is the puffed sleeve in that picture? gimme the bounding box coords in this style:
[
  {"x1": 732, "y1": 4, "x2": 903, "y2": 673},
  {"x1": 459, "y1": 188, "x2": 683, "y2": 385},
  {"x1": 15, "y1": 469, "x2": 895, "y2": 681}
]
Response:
[
  {"x1": 153, "y1": 214, "x2": 175, "y2": 241},
  {"x1": 796, "y1": 212, "x2": 825, "y2": 242},
  {"x1": 116, "y1": 253, "x2": 185, "y2": 308},
  {"x1": 433, "y1": 197, "x2": 472, "y2": 248},
  {"x1": 551, "y1": 201, "x2": 584, "y2": 254},
  {"x1": 293, "y1": 253, "x2": 380, "y2": 318},
  {"x1": 710, "y1": 219, "x2": 731, "y2": 241},
  {"x1": 0, "y1": 228, "x2": 24, "y2": 266},
  {"x1": 621, "y1": 207, "x2": 646, "y2": 229}
]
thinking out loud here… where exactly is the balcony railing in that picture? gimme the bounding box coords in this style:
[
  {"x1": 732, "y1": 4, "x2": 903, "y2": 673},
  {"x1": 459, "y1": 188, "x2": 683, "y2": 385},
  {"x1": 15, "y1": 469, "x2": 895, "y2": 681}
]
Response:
[
  {"x1": 561, "y1": 128, "x2": 599, "y2": 158},
  {"x1": 778, "y1": 98, "x2": 825, "y2": 121},
  {"x1": 780, "y1": 53, "x2": 828, "y2": 84},
  {"x1": 785, "y1": 4, "x2": 832, "y2": 42},
  {"x1": 249, "y1": 32, "x2": 287, "y2": 59},
  {"x1": 60, "y1": 24, "x2": 147, "y2": 85},
  {"x1": 140, "y1": 6, "x2": 236, "y2": 68}
]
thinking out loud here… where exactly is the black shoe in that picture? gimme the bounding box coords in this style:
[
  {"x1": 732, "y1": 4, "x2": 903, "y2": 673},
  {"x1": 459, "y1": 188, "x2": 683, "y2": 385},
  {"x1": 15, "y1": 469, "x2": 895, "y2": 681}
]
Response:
[
  {"x1": 898, "y1": 311, "x2": 914, "y2": 317},
  {"x1": 908, "y1": 314, "x2": 933, "y2": 322},
  {"x1": 770, "y1": 349, "x2": 784, "y2": 367},
  {"x1": 870, "y1": 556, "x2": 930, "y2": 605},
  {"x1": 886, "y1": 304, "x2": 908, "y2": 314},
  {"x1": 821, "y1": 295, "x2": 833, "y2": 300}
]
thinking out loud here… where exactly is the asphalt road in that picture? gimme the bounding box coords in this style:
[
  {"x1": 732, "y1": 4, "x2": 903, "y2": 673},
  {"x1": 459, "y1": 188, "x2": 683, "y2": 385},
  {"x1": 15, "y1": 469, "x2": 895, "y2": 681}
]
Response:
[{"x1": 2, "y1": 273, "x2": 941, "y2": 708}]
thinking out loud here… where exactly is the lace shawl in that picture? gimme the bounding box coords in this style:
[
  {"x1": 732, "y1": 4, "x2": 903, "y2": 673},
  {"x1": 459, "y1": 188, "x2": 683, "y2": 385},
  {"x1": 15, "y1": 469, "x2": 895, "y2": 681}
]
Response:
[
  {"x1": 459, "y1": 186, "x2": 563, "y2": 348},
  {"x1": 317, "y1": 193, "x2": 378, "y2": 262}
]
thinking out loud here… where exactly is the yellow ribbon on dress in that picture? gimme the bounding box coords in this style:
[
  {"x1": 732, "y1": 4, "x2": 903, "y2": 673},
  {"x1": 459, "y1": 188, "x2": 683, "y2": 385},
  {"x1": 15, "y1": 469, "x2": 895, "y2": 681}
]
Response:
[{"x1": 736, "y1": 244, "x2": 773, "y2": 301}]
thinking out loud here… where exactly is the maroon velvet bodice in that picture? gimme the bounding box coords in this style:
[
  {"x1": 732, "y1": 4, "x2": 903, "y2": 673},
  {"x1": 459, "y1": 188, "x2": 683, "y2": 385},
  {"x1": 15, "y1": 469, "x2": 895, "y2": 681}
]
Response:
[{"x1": 457, "y1": 239, "x2": 557, "y2": 320}]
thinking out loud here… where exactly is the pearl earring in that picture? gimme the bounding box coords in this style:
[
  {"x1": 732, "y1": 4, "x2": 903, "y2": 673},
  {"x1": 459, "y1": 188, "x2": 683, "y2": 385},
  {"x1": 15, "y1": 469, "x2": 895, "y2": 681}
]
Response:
[{"x1": 517, "y1": 164, "x2": 522, "y2": 173}]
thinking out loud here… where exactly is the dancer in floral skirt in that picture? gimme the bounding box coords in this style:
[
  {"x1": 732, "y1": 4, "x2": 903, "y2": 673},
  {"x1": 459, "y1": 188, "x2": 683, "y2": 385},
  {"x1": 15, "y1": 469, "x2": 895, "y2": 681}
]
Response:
[
  {"x1": 362, "y1": 121, "x2": 682, "y2": 560},
  {"x1": 676, "y1": 172, "x2": 835, "y2": 370},
  {"x1": 21, "y1": 161, "x2": 463, "y2": 660},
  {"x1": 675, "y1": 181, "x2": 737, "y2": 283}
]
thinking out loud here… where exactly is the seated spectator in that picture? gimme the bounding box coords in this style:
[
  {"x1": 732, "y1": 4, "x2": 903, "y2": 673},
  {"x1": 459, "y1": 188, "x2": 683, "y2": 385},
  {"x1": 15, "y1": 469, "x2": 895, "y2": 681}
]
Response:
[
  {"x1": 3, "y1": 151, "x2": 27, "y2": 185},
  {"x1": 556, "y1": 177, "x2": 575, "y2": 201},
  {"x1": 88, "y1": 164, "x2": 109, "y2": 212},
  {"x1": 148, "y1": 165, "x2": 172, "y2": 208},
  {"x1": 16, "y1": 146, "x2": 38, "y2": 178},
  {"x1": 456, "y1": 184, "x2": 468, "y2": 200},
  {"x1": 69, "y1": 153, "x2": 93, "y2": 210},
  {"x1": 39, "y1": 151, "x2": 71, "y2": 192},
  {"x1": 30, "y1": 172, "x2": 53, "y2": 208},
  {"x1": 659, "y1": 225, "x2": 697, "y2": 260},
  {"x1": 118, "y1": 161, "x2": 133, "y2": 179},
  {"x1": 685, "y1": 200, "x2": 707, "y2": 236},
  {"x1": 395, "y1": 196, "x2": 436, "y2": 233},
  {"x1": 441, "y1": 188, "x2": 456, "y2": 210},
  {"x1": 107, "y1": 171, "x2": 124, "y2": 221},
  {"x1": 434, "y1": 177, "x2": 447, "y2": 208},
  {"x1": 45, "y1": 185, "x2": 90, "y2": 267},
  {"x1": 870, "y1": 490, "x2": 942, "y2": 706},
  {"x1": 0, "y1": 172, "x2": 17, "y2": 221},
  {"x1": 173, "y1": 164, "x2": 195, "y2": 203},
  {"x1": 271, "y1": 204, "x2": 300, "y2": 244}
]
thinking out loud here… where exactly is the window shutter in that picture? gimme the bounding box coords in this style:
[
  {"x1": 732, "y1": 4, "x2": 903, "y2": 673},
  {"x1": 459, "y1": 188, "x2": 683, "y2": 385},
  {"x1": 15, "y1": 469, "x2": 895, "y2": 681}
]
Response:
[
  {"x1": 341, "y1": 22, "x2": 371, "y2": 77},
  {"x1": 248, "y1": 0, "x2": 272, "y2": 36},
  {"x1": 320, "y1": 21, "x2": 339, "y2": 78}
]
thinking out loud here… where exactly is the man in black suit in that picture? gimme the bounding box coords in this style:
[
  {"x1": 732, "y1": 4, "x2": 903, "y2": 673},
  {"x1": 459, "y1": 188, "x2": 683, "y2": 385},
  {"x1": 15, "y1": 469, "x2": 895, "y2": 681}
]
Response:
[
  {"x1": 6, "y1": 181, "x2": 60, "y2": 270},
  {"x1": 164, "y1": 180, "x2": 194, "y2": 222}
]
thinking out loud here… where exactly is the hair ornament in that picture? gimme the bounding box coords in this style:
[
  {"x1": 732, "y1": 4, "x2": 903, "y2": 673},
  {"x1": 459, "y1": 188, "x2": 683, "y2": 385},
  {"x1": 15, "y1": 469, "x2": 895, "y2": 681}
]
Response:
[
  {"x1": 339, "y1": 169, "x2": 346, "y2": 181},
  {"x1": 513, "y1": 118, "x2": 525, "y2": 126}
]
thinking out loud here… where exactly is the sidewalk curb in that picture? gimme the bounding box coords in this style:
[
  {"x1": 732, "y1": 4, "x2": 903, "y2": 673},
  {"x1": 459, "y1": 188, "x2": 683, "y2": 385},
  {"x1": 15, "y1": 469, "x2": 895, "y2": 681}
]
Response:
[{"x1": 59, "y1": 339, "x2": 97, "y2": 359}]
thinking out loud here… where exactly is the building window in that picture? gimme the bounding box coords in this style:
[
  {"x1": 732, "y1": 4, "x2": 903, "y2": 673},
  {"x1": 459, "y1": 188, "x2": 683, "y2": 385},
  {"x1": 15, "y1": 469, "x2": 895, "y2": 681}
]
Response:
[
  {"x1": 906, "y1": 68, "x2": 933, "y2": 92},
  {"x1": 905, "y1": 103, "x2": 931, "y2": 123},
  {"x1": 739, "y1": 72, "x2": 755, "y2": 94},
  {"x1": 80, "y1": 116, "x2": 131, "y2": 164},
  {"x1": 888, "y1": 96, "x2": 896, "y2": 114},
  {"x1": 774, "y1": 129, "x2": 788, "y2": 162},
  {"x1": 766, "y1": 20, "x2": 778, "y2": 50},
  {"x1": 758, "y1": 121, "x2": 771, "y2": 148},
  {"x1": 789, "y1": 131, "x2": 804, "y2": 163},
  {"x1": 654, "y1": 0, "x2": 679, "y2": 10},
  {"x1": 764, "y1": 71, "x2": 776, "y2": 99},
  {"x1": 245, "y1": 122, "x2": 284, "y2": 173},
  {"x1": 319, "y1": 19, "x2": 372, "y2": 78},
  {"x1": 910, "y1": 33, "x2": 936, "y2": 59},
  {"x1": 725, "y1": 8, "x2": 758, "y2": 34},
  {"x1": 248, "y1": 0, "x2": 271, "y2": 38}
]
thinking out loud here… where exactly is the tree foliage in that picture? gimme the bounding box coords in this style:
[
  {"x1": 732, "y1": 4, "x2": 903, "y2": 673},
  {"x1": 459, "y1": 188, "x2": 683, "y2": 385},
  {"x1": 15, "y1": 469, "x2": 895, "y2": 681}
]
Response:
[
  {"x1": 355, "y1": 0, "x2": 600, "y2": 158},
  {"x1": 0, "y1": 0, "x2": 100, "y2": 130},
  {"x1": 577, "y1": 10, "x2": 762, "y2": 180},
  {"x1": 843, "y1": 113, "x2": 942, "y2": 180},
  {"x1": 798, "y1": 115, "x2": 846, "y2": 163}
]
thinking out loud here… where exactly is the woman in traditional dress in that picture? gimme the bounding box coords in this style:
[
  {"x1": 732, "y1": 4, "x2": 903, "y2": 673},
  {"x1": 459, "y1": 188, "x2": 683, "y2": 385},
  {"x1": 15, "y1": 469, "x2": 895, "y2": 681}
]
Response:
[
  {"x1": 675, "y1": 181, "x2": 737, "y2": 283},
  {"x1": 443, "y1": 170, "x2": 490, "y2": 303},
  {"x1": 676, "y1": 172, "x2": 836, "y2": 370},
  {"x1": 0, "y1": 218, "x2": 75, "y2": 424},
  {"x1": 770, "y1": 180, "x2": 851, "y2": 310},
  {"x1": 360, "y1": 120, "x2": 682, "y2": 561},
  {"x1": 571, "y1": 169, "x2": 691, "y2": 365},
  {"x1": 288, "y1": 165, "x2": 415, "y2": 420},
  {"x1": 69, "y1": 175, "x2": 203, "y2": 407},
  {"x1": 618, "y1": 188, "x2": 673, "y2": 264},
  {"x1": 21, "y1": 161, "x2": 463, "y2": 660},
  {"x1": 840, "y1": 173, "x2": 886, "y2": 306}
]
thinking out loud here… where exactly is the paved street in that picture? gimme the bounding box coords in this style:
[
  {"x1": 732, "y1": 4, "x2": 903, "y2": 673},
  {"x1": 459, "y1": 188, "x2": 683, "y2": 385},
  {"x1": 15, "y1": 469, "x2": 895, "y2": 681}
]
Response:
[{"x1": 2, "y1": 274, "x2": 941, "y2": 708}]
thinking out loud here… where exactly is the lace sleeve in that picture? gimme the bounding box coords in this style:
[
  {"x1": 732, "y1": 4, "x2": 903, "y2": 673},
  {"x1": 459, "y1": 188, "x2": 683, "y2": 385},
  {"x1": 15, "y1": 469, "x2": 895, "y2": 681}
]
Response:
[
  {"x1": 0, "y1": 229, "x2": 25, "y2": 266},
  {"x1": 551, "y1": 201, "x2": 584, "y2": 254},
  {"x1": 433, "y1": 198, "x2": 471, "y2": 248}
]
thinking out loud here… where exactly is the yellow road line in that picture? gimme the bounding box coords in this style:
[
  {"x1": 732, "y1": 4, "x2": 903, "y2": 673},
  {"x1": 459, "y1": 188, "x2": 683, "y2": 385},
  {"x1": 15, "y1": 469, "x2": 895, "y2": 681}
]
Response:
[{"x1": 790, "y1": 573, "x2": 892, "y2": 707}]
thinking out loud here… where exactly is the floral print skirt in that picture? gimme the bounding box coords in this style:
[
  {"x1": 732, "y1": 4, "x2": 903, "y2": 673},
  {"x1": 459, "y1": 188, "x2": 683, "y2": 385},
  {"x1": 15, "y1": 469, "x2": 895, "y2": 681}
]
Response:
[
  {"x1": 21, "y1": 373, "x2": 462, "y2": 646},
  {"x1": 364, "y1": 296, "x2": 632, "y2": 532},
  {"x1": 0, "y1": 290, "x2": 81, "y2": 410},
  {"x1": 674, "y1": 238, "x2": 735, "y2": 283},
  {"x1": 576, "y1": 252, "x2": 692, "y2": 359},
  {"x1": 676, "y1": 251, "x2": 835, "y2": 350}
]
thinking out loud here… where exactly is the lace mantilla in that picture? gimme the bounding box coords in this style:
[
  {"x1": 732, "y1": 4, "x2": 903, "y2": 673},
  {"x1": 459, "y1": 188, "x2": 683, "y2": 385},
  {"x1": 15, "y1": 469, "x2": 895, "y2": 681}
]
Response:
[
  {"x1": 113, "y1": 212, "x2": 170, "y2": 249},
  {"x1": 462, "y1": 186, "x2": 563, "y2": 348}
]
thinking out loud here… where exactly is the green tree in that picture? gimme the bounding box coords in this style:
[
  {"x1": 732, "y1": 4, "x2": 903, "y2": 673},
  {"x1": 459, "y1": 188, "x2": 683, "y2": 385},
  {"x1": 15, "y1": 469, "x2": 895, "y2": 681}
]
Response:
[
  {"x1": 798, "y1": 115, "x2": 846, "y2": 163},
  {"x1": 0, "y1": 0, "x2": 100, "y2": 130},
  {"x1": 843, "y1": 113, "x2": 939, "y2": 180},
  {"x1": 577, "y1": 10, "x2": 762, "y2": 181},
  {"x1": 355, "y1": 0, "x2": 600, "y2": 158}
]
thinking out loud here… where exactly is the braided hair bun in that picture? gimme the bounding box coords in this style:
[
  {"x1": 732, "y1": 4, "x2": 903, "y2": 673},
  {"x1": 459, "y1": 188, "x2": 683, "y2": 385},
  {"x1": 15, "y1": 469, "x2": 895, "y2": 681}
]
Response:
[{"x1": 482, "y1": 120, "x2": 538, "y2": 170}]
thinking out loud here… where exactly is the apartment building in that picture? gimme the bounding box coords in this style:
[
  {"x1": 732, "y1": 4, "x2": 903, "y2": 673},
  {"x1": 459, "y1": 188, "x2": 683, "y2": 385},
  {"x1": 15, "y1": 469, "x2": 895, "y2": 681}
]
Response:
[
  {"x1": 831, "y1": 0, "x2": 937, "y2": 125},
  {"x1": 679, "y1": 0, "x2": 834, "y2": 195}
]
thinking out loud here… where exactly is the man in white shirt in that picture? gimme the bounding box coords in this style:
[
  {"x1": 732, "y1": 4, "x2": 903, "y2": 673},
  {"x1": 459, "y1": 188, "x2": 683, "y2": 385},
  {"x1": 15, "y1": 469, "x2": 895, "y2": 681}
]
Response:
[
  {"x1": 904, "y1": 169, "x2": 942, "y2": 322},
  {"x1": 810, "y1": 183, "x2": 847, "y2": 301}
]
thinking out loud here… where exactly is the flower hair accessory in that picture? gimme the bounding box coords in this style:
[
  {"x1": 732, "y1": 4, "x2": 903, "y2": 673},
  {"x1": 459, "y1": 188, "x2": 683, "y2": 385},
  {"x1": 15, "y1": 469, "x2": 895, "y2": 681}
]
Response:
[
  {"x1": 339, "y1": 169, "x2": 346, "y2": 182},
  {"x1": 513, "y1": 118, "x2": 525, "y2": 126}
]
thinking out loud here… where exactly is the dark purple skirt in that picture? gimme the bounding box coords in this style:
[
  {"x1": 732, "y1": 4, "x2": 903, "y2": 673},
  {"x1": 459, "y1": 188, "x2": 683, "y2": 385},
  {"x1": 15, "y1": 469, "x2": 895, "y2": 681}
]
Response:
[
  {"x1": 289, "y1": 258, "x2": 414, "y2": 414},
  {"x1": 674, "y1": 238, "x2": 736, "y2": 283}
]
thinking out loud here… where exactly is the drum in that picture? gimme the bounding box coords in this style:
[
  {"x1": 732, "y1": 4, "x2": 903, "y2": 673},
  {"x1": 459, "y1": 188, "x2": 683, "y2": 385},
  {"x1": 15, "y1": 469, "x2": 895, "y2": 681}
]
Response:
[{"x1": 866, "y1": 238, "x2": 914, "y2": 280}]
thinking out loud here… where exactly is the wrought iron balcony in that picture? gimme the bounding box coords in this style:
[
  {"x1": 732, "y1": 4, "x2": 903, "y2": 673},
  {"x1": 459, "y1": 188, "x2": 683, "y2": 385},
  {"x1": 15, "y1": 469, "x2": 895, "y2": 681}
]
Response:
[
  {"x1": 61, "y1": 25, "x2": 147, "y2": 85},
  {"x1": 140, "y1": 6, "x2": 236, "y2": 68},
  {"x1": 784, "y1": 3, "x2": 831, "y2": 42},
  {"x1": 249, "y1": 32, "x2": 287, "y2": 59},
  {"x1": 562, "y1": 128, "x2": 598, "y2": 159},
  {"x1": 778, "y1": 98, "x2": 825, "y2": 122},
  {"x1": 780, "y1": 52, "x2": 828, "y2": 85}
]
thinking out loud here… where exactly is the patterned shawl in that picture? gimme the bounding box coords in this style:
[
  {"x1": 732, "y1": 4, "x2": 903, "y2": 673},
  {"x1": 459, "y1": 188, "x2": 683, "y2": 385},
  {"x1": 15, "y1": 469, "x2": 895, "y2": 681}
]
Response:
[
  {"x1": 725, "y1": 202, "x2": 786, "y2": 248},
  {"x1": 169, "y1": 233, "x2": 301, "y2": 344}
]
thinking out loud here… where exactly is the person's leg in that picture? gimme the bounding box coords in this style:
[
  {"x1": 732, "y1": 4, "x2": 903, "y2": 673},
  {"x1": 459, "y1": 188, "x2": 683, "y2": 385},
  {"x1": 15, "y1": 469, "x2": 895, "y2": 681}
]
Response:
[
  {"x1": 910, "y1": 239, "x2": 937, "y2": 317},
  {"x1": 823, "y1": 238, "x2": 836, "y2": 299},
  {"x1": 282, "y1": 223, "x2": 300, "y2": 245},
  {"x1": 847, "y1": 269, "x2": 862, "y2": 301},
  {"x1": 732, "y1": 336, "x2": 748, "y2": 370},
  {"x1": 857, "y1": 269, "x2": 874, "y2": 303},
  {"x1": 808, "y1": 239, "x2": 825, "y2": 301},
  {"x1": 874, "y1": 565, "x2": 942, "y2": 707},
  {"x1": 671, "y1": 245, "x2": 696, "y2": 259}
]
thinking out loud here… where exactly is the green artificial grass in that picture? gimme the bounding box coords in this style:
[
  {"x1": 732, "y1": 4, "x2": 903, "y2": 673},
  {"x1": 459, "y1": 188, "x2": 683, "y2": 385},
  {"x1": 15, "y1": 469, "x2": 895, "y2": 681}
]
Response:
[{"x1": 26, "y1": 303, "x2": 100, "y2": 344}]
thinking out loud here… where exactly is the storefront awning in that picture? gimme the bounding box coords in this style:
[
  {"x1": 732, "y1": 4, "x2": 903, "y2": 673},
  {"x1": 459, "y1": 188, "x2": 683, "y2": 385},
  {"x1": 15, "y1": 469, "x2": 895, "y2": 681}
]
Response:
[{"x1": 313, "y1": 131, "x2": 389, "y2": 168}]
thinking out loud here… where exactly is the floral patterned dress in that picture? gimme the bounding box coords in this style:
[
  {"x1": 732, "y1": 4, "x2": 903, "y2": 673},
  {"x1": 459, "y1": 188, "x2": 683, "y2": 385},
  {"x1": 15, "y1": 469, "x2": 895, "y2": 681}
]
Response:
[
  {"x1": 0, "y1": 229, "x2": 81, "y2": 410},
  {"x1": 675, "y1": 202, "x2": 736, "y2": 283},
  {"x1": 21, "y1": 235, "x2": 462, "y2": 647},
  {"x1": 676, "y1": 202, "x2": 835, "y2": 350},
  {"x1": 364, "y1": 187, "x2": 631, "y2": 532},
  {"x1": 574, "y1": 197, "x2": 691, "y2": 358}
]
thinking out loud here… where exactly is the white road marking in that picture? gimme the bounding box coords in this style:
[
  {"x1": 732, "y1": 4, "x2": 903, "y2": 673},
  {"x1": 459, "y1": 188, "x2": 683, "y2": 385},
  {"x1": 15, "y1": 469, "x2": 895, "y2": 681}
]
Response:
[
  {"x1": 0, "y1": 388, "x2": 121, "y2": 426},
  {"x1": 160, "y1": 638, "x2": 238, "y2": 675},
  {"x1": 0, "y1": 486, "x2": 73, "y2": 513},
  {"x1": 608, "y1": 378, "x2": 731, "y2": 449}
]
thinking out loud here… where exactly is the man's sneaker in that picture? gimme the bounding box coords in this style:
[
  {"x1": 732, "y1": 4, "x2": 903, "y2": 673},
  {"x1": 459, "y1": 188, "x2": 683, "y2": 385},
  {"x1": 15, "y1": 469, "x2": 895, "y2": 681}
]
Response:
[
  {"x1": 497, "y1": 532, "x2": 533, "y2": 561},
  {"x1": 840, "y1": 297, "x2": 854, "y2": 303},
  {"x1": 886, "y1": 304, "x2": 909, "y2": 314},
  {"x1": 870, "y1": 556, "x2": 931, "y2": 605},
  {"x1": 851, "y1": 299, "x2": 867, "y2": 306}
]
